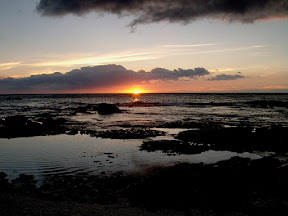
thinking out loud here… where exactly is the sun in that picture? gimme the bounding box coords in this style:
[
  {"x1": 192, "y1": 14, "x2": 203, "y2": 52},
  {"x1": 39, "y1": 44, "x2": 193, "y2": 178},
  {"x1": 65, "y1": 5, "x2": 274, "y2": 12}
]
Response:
[
  {"x1": 121, "y1": 87, "x2": 148, "y2": 94},
  {"x1": 132, "y1": 90, "x2": 141, "y2": 94}
]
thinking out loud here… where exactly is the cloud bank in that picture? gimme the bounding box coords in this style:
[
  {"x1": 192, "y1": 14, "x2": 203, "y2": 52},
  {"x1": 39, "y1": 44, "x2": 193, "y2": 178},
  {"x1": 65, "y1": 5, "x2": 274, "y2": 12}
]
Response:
[
  {"x1": 37, "y1": 0, "x2": 288, "y2": 26},
  {"x1": 0, "y1": 64, "x2": 211, "y2": 93}
]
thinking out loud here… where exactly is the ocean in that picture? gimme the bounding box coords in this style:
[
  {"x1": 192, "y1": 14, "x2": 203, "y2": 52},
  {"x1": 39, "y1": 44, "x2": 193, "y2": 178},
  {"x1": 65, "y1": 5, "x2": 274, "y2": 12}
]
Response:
[{"x1": 0, "y1": 93, "x2": 287, "y2": 181}]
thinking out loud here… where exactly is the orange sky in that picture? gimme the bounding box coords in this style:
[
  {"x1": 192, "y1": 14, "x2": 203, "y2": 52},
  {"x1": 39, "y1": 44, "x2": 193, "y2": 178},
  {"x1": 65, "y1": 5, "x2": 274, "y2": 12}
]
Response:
[{"x1": 0, "y1": 1, "x2": 288, "y2": 93}]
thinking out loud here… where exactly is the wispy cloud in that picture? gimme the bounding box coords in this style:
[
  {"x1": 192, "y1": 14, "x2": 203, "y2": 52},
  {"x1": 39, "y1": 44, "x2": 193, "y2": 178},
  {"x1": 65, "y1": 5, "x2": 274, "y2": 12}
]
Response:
[
  {"x1": 155, "y1": 44, "x2": 265, "y2": 59},
  {"x1": 0, "y1": 44, "x2": 262, "y2": 79},
  {"x1": 27, "y1": 50, "x2": 161, "y2": 68},
  {"x1": 1, "y1": 44, "x2": 220, "y2": 75},
  {"x1": 0, "y1": 62, "x2": 22, "y2": 70},
  {"x1": 163, "y1": 44, "x2": 216, "y2": 48},
  {"x1": 210, "y1": 67, "x2": 244, "y2": 73},
  {"x1": 195, "y1": 45, "x2": 264, "y2": 55}
]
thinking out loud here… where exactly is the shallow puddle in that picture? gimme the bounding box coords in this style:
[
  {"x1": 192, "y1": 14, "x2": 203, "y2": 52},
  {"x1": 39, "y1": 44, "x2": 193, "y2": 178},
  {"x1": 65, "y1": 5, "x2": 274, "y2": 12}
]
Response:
[{"x1": 0, "y1": 134, "x2": 261, "y2": 181}]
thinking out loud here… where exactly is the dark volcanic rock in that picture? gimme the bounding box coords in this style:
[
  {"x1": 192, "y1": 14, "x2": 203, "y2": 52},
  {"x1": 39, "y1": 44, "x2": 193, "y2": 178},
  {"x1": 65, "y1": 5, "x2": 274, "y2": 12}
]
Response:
[
  {"x1": 175, "y1": 125, "x2": 288, "y2": 153},
  {"x1": 38, "y1": 173, "x2": 138, "y2": 204},
  {"x1": 157, "y1": 121, "x2": 223, "y2": 129},
  {"x1": 11, "y1": 174, "x2": 37, "y2": 193},
  {"x1": 66, "y1": 129, "x2": 78, "y2": 135},
  {"x1": 63, "y1": 103, "x2": 121, "y2": 115},
  {"x1": 1, "y1": 156, "x2": 288, "y2": 215},
  {"x1": 4, "y1": 115, "x2": 29, "y2": 127},
  {"x1": 0, "y1": 115, "x2": 44, "y2": 138},
  {"x1": 66, "y1": 104, "x2": 99, "y2": 115},
  {"x1": 0, "y1": 172, "x2": 11, "y2": 192},
  {"x1": 121, "y1": 101, "x2": 165, "y2": 107},
  {"x1": 247, "y1": 100, "x2": 288, "y2": 108},
  {"x1": 83, "y1": 128, "x2": 165, "y2": 139},
  {"x1": 125, "y1": 157, "x2": 288, "y2": 213},
  {"x1": 140, "y1": 140, "x2": 211, "y2": 155},
  {"x1": 0, "y1": 114, "x2": 68, "y2": 138},
  {"x1": 97, "y1": 103, "x2": 121, "y2": 115}
]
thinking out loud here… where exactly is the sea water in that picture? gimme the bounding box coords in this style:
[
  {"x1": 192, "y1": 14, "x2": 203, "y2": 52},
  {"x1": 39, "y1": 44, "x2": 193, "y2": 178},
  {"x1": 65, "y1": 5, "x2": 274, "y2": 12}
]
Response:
[{"x1": 0, "y1": 93, "x2": 287, "y2": 180}]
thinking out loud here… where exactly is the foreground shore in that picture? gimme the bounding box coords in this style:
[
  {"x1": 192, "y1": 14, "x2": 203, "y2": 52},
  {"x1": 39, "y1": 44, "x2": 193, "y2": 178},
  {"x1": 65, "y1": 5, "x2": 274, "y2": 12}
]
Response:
[
  {"x1": 1, "y1": 156, "x2": 288, "y2": 216},
  {"x1": 1, "y1": 97, "x2": 288, "y2": 215}
]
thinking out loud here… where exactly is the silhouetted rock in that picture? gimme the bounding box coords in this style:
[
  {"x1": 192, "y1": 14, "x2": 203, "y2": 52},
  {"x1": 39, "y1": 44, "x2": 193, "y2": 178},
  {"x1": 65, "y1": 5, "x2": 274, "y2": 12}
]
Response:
[
  {"x1": 140, "y1": 140, "x2": 210, "y2": 154},
  {"x1": 83, "y1": 128, "x2": 165, "y2": 139},
  {"x1": 0, "y1": 114, "x2": 68, "y2": 138},
  {"x1": 250, "y1": 156, "x2": 282, "y2": 169},
  {"x1": 247, "y1": 100, "x2": 288, "y2": 108},
  {"x1": 1, "y1": 157, "x2": 288, "y2": 215},
  {"x1": 157, "y1": 120, "x2": 224, "y2": 129},
  {"x1": 0, "y1": 172, "x2": 10, "y2": 192},
  {"x1": 4, "y1": 115, "x2": 29, "y2": 127},
  {"x1": 175, "y1": 125, "x2": 288, "y2": 153},
  {"x1": 125, "y1": 156, "x2": 288, "y2": 213},
  {"x1": 121, "y1": 101, "x2": 165, "y2": 107},
  {"x1": 11, "y1": 174, "x2": 37, "y2": 193},
  {"x1": 66, "y1": 104, "x2": 99, "y2": 115},
  {"x1": 97, "y1": 103, "x2": 121, "y2": 115},
  {"x1": 66, "y1": 129, "x2": 78, "y2": 135}
]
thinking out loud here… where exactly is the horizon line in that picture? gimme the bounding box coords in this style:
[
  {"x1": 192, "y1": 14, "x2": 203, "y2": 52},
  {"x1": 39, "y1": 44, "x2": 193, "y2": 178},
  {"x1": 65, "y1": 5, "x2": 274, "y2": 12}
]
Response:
[{"x1": 1, "y1": 92, "x2": 288, "y2": 95}]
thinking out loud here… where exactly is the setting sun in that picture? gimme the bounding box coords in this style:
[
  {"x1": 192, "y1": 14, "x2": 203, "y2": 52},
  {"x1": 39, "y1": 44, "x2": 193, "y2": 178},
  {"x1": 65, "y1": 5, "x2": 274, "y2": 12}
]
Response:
[
  {"x1": 121, "y1": 87, "x2": 149, "y2": 94},
  {"x1": 132, "y1": 90, "x2": 141, "y2": 94}
]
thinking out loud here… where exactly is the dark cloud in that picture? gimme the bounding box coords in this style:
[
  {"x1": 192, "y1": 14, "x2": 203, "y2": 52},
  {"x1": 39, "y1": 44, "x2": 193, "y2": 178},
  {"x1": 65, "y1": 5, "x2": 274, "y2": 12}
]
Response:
[
  {"x1": 0, "y1": 64, "x2": 210, "y2": 93},
  {"x1": 208, "y1": 74, "x2": 245, "y2": 81},
  {"x1": 36, "y1": 0, "x2": 288, "y2": 26},
  {"x1": 149, "y1": 67, "x2": 210, "y2": 80}
]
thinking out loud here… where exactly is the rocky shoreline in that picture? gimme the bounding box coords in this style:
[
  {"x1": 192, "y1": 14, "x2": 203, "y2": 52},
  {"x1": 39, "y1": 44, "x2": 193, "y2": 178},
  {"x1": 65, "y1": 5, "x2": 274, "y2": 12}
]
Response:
[
  {"x1": 1, "y1": 111, "x2": 287, "y2": 156},
  {"x1": 1, "y1": 156, "x2": 288, "y2": 216},
  {"x1": 1, "y1": 100, "x2": 288, "y2": 215}
]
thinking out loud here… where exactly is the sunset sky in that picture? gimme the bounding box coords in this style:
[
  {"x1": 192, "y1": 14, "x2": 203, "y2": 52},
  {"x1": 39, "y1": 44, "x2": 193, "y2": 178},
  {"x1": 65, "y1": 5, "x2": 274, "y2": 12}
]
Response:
[{"x1": 0, "y1": 0, "x2": 288, "y2": 93}]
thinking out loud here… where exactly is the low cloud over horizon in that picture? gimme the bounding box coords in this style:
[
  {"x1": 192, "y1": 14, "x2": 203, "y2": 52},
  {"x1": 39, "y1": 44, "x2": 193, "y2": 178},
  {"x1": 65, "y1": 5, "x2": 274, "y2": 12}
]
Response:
[
  {"x1": 208, "y1": 74, "x2": 245, "y2": 81},
  {"x1": 37, "y1": 0, "x2": 288, "y2": 26},
  {"x1": 0, "y1": 64, "x2": 244, "y2": 93}
]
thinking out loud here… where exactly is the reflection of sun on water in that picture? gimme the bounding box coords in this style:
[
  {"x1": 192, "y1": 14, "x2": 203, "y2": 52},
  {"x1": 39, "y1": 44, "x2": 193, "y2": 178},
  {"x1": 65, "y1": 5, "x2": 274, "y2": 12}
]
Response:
[
  {"x1": 122, "y1": 88, "x2": 148, "y2": 102},
  {"x1": 133, "y1": 97, "x2": 140, "y2": 103},
  {"x1": 132, "y1": 90, "x2": 141, "y2": 103}
]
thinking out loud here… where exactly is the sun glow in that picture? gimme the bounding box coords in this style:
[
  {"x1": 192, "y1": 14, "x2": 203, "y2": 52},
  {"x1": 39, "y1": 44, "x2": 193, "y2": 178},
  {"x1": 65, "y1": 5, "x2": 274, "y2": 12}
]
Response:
[
  {"x1": 122, "y1": 87, "x2": 149, "y2": 94},
  {"x1": 132, "y1": 90, "x2": 141, "y2": 94}
]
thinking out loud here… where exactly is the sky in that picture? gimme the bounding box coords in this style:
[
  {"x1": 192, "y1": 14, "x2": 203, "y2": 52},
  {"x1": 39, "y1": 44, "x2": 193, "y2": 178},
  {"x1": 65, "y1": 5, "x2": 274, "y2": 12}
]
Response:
[{"x1": 0, "y1": 0, "x2": 288, "y2": 93}]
